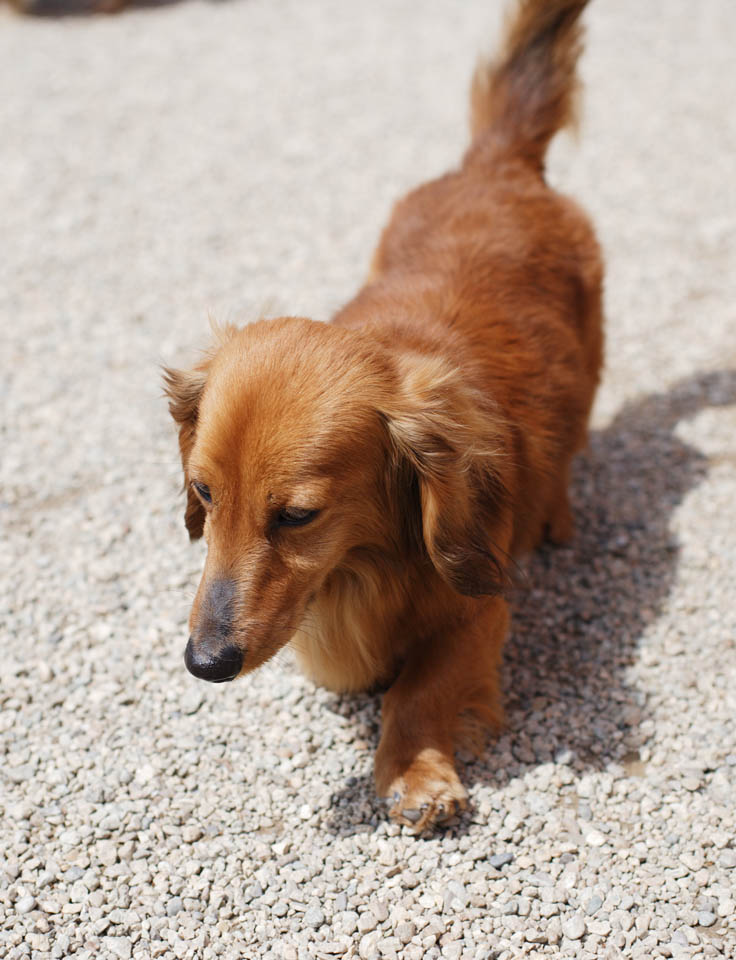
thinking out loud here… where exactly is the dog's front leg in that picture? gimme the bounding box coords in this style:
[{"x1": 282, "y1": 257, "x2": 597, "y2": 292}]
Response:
[{"x1": 374, "y1": 597, "x2": 508, "y2": 832}]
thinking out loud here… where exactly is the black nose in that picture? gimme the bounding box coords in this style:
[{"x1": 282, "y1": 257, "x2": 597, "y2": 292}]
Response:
[{"x1": 184, "y1": 638, "x2": 243, "y2": 683}]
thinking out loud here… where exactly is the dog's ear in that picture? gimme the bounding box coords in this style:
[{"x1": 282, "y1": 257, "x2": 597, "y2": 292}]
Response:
[
  {"x1": 162, "y1": 366, "x2": 209, "y2": 540},
  {"x1": 382, "y1": 355, "x2": 513, "y2": 597}
]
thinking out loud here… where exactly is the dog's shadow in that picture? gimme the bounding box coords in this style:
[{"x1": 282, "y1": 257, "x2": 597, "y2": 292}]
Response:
[{"x1": 325, "y1": 369, "x2": 736, "y2": 836}]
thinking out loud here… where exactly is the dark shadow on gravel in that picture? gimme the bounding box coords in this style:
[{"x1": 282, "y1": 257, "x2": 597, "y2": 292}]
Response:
[{"x1": 325, "y1": 369, "x2": 736, "y2": 837}]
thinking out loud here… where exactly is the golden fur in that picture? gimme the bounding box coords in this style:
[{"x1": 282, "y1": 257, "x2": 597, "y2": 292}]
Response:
[{"x1": 164, "y1": 0, "x2": 602, "y2": 831}]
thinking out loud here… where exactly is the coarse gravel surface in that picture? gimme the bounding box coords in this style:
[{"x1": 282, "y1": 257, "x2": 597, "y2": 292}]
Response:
[{"x1": 1, "y1": 1, "x2": 736, "y2": 958}]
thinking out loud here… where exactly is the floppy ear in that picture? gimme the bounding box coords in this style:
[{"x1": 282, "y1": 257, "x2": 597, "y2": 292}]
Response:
[
  {"x1": 382, "y1": 355, "x2": 513, "y2": 597},
  {"x1": 162, "y1": 366, "x2": 209, "y2": 540}
]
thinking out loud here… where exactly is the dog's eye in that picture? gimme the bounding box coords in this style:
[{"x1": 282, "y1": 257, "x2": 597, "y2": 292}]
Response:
[
  {"x1": 192, "y1": 481, "x2": 212, "y2": 504},
  {"x1": 277, "y1": 507, "x2": 319, "y2": 527}
]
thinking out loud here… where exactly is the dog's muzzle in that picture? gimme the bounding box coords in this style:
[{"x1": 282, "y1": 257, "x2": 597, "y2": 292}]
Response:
[{"x1": 185, "y1": 578, "x2": 242, "y2": 682}]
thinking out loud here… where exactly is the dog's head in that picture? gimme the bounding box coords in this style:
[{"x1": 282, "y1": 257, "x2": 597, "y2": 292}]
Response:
[{"x1": 164, "y1": 317, "x2": 511, "y2": 683}]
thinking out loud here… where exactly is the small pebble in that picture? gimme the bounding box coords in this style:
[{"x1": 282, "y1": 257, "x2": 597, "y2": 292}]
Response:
[
  {"x1": 166, "y1": 896, "x2": 183, "y2": 916},
  {"x1": 321, "y1": 943, "x2": 348, "y2": 956},
  {"x1": 562, "y1": 915, "x2": 586, "y2": 941},
  {"x1": 358, "y1": 912, "x2": 378, "y2": 934},
  {"x1": 585, "y1": 895, "x2": 603, "y2": 915},
  {"x1": 371, "y1": 900, "x2": 389, "y2": 922},
  {"x1": 101, "y1": 937, "x2": 132, "y2": 960},
  {"x1": 584, "y1": 828, "x2": 607, "y2": 847},
  {"x1": 395, "y1": 921, "x2": 416, "y2": 944},
  {"x1": 359, "y1": 932, "x2": 380, "y2": 960},
  {"x1": 489, "y1": 853, "x2": 514, "y2": 869},
  {"x1": 681, "y1": 851, "x2": 704, "y2": 871},
  {"x1": 304, "y1": 905, "x2": 325, "y2": 929},
  {"x1": 525, "y1": 928, "x2": 546, "y2": 943},
  {"x1": 16, "y1": 896, "x2": 36, "y2": 915}
]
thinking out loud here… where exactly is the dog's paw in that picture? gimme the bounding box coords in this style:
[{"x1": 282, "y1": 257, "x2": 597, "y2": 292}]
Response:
[{"x1": 377, "y1": 748, "x2": 468, "y2": 833}]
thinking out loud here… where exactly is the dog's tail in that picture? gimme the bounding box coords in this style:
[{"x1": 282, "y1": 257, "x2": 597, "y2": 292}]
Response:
[{"x1": 469, "y1": 0, "x2": 588, "y2": 169}]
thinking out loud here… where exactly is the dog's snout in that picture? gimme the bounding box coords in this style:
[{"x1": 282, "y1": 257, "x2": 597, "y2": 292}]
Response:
[
  {"x1": 186, "y1": 578, "x2": 242, "y2": 682},
  {"x1": 185, "y1": 637, "x2": 243, "y2": 682},
  {"x1": 200, "y1": 579, "x2": 236, "y2": 635}
]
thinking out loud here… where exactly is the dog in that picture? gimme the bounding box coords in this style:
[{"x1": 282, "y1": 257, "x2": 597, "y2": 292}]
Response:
[{"x1": 164, "y1": 0, "x2": 603, "y2": 832}]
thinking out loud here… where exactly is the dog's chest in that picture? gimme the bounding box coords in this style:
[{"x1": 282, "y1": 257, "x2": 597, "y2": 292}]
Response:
[{"x1": 290, "y1": 576, "x2": 402, "y2": 694}]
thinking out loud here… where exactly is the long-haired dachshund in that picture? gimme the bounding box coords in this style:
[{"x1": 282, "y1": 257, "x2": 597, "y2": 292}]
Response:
[{"x1": 164, "y1": 0, "x2": 603, "y2": 832}]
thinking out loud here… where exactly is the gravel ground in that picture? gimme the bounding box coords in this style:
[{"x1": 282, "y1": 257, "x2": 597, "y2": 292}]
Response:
[{"x1": 2, "y1": 1, "x2": 735, "y2": 958}]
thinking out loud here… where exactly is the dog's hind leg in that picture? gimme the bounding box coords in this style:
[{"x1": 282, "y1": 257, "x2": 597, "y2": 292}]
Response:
[{"x1": 544, "y1": 465, "x2": 576, "y2": 545}]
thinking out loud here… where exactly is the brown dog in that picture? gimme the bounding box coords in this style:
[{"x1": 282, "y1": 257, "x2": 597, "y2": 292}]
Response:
[{"x1": 164, "y1": 0, "x2": 602, "y2": 832}]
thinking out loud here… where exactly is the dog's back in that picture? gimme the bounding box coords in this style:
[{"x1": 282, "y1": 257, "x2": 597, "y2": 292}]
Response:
[{"x1": 334, "y1": 0, "x2": 603, "y2": 557}]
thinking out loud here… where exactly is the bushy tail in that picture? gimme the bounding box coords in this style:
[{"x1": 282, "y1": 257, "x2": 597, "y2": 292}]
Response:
[{"x1": 470, "y1": 0, "x2": 589, "y2": 169}]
